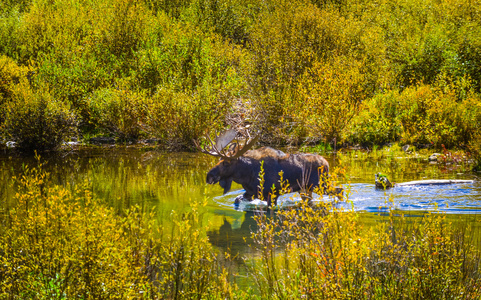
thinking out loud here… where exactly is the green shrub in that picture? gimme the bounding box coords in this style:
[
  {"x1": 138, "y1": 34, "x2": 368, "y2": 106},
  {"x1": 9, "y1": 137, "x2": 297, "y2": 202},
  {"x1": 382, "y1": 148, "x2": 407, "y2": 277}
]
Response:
[
  {"x1": 0, "y1": 6, "x2": 24, "y2": 59},
  {"x1": 458, "y1": 26, "x2": 481, "y2": 93},
  {"x1": 347, "y1": 91, "x2": 402, "y2": 147},
  {"x1": 87, "y1": 87, "x2": 147, "y2": 141},
  {"x1": 181, "y1": 0, "x2": 253, "y2": 45},
  {"x1": 247, "y1": 0, "x2": 346, "y2": 92},
  {"x1": 146, "y1": 0, "x2": 193, "y2": 18},
  {"x1": 469, "y1": 124, "x2": 481, "y2": 171},
  {"x1": 15, "y1": 0, "x2": 149, "y2": 60},
  {"x1": 2, "y1": 0, "x2": 481, "y2": 149},
  {"x1": 3, "y1": 85, "x2": 77, "y2": 152},
  {"x1": 145, "y1": 87, "x2": 229, "y2": 148},
  {"x1": 34, "y1": 51, "x2": 114, "y2": 126},
  {"x1": 135, "y1": 14, "x2": 243, "y2": 94}
]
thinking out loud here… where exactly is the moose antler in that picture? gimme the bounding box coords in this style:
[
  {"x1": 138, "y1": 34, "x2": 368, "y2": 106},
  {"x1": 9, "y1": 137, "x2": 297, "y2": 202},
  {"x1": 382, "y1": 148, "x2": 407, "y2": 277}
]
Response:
[{"x1": 194, "y1": 128, "x2": 258, "y2": 160}]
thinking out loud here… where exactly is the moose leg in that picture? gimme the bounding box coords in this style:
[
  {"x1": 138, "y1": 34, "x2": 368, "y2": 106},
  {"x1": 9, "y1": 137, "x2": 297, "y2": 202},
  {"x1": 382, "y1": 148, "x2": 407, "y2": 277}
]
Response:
[
  {"x1": 219, "y1": 178, "x2": 233, "y2": 194},
  {"x1": 234, "y1": 195, "x2": 244, "y2": 205},
  {"x1": 242, "y1": 192, "x2": 254, "y2": 201},
  {"x1": 234, "y1": 192, "x2": 253, "y2": 205}
]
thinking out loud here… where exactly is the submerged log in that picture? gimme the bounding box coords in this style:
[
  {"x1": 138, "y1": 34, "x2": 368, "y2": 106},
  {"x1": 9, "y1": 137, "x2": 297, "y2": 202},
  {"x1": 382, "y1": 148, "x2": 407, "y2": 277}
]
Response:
[
  {"x1": 375, "y1": 173, "x2": 474, "y2": 190},
  {"x1": 395, "y1": 179, "x2": 474, "y2": 186}
]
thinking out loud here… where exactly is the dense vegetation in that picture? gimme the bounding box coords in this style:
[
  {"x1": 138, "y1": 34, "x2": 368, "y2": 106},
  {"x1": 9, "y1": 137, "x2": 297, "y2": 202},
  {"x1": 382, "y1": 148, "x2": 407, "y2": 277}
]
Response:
[{"x1": 0, "y1": 0, "x2": 481, "y2": 155}]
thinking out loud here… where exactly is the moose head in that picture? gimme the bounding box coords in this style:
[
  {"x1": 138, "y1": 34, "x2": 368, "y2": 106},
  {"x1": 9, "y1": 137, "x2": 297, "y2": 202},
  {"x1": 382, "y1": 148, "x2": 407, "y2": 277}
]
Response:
[{"x1": 194, "y1": 128, "x2": 259, "y2": 195}]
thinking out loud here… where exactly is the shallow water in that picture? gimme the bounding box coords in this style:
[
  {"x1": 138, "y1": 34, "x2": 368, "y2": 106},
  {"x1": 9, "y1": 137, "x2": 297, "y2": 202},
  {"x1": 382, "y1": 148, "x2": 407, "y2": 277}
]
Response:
[{"x1": 1, "y1": 148, "x2": 480, "y2": 255}]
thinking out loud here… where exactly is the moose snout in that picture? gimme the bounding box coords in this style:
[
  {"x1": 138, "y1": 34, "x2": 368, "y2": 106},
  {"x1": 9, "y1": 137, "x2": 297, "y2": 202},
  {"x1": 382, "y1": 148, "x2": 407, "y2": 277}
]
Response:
[{"x1": 206, "y1": 174, "x2": 219, "y2": 184}]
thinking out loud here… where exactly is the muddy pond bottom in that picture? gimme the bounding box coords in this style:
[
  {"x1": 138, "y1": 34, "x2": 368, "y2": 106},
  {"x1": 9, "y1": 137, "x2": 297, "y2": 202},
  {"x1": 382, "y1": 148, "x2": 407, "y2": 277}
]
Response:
[{"x1": 213, "y1": 181, "x2": 481, "y2": 214}]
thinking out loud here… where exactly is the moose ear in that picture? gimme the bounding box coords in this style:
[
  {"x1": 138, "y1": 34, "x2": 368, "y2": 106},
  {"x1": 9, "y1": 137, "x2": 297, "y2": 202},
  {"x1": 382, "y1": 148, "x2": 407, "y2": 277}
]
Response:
[{"x1": 219, "y1": 178, "x2": 233, "y2": 194}]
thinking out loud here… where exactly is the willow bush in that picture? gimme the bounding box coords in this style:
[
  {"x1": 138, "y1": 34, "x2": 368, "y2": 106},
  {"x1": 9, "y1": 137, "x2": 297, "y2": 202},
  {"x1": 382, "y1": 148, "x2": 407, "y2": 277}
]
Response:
[
  {"x1": 293, "y1": 56, "x2": 367, "y2": 143},
  {"x1": 0, "y1": 55, "x2": 32, "y2": 125},
  {"x1": 3, "y1": 83, "x2": 77, "y2": 152},
  {"x1": 347, "y1": 80, "x2": 481, "y2": 148},
  {"x1": 468, "y1": 117, "x2": 481, "y2": 171},
  {"x1": 244, "y1": 0, "x2": 351, "y2": 138},
  {"x1": 346, "y1": 91, "x2": 402, "y2": 147},
  {"x1": 145, "y1": 87, "x2": 229, "y2": 147},
  {"x1": 87, "y1": 87, "x2": 148, "y2": 141}
]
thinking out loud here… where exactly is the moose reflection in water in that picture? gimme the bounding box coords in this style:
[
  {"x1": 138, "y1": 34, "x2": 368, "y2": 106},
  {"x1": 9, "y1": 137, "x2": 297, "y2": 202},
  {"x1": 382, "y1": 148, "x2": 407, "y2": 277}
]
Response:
[
  {"x1": 207, "y1": 212, "x2": 259, "y2": 255},
  {"x1": 195, "y1": 129, "x2": 331, "y2": 206}
]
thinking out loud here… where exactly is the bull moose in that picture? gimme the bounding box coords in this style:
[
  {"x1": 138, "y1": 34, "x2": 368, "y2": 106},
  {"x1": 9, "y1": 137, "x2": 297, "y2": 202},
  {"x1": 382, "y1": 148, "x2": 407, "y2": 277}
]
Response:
[{"x1": 195, "y1": 129, "x2": 330, "y2": 206}]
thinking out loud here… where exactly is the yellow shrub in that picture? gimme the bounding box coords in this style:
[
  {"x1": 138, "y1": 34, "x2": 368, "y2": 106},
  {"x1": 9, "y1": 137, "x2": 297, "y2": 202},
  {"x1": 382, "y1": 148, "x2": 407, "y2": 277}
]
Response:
[
  {"x1": 0, "y1": 55, "x2": 32, "y2": 126},
  {"x1": 398, "y1": 83, "x2": 481, "y2": 147},
  {"x1": 293, "y1": 56, "x2": 366, "y2": 143},
  {"x1": 0, "y1": 161, "x2": 151, "y2": 298},
  {"x1": 0, "y1": 158, "x2": 239, "y2": 299},
  {"x1": 0, "y1": 55, "x2": 31, "y2": 98},
  {"x1": 250, "y1": 193, "x2": 481, "y2": 299},
  {"x1": 348, "y1": 80, "x2": 481, "y2": 148}
]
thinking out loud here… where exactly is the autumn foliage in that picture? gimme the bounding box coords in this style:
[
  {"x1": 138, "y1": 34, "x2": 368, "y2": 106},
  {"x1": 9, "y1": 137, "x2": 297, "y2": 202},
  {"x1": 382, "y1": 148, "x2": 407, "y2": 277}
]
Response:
[{"x1": 0, "y1": 0, "x2": 481, "y2": 151}]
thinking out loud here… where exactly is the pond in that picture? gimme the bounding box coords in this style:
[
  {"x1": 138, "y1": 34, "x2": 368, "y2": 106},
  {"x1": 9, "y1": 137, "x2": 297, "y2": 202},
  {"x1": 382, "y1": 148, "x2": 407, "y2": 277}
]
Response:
[{"x1": 1, "y1": 147, "x2": 481, "y2": 257}]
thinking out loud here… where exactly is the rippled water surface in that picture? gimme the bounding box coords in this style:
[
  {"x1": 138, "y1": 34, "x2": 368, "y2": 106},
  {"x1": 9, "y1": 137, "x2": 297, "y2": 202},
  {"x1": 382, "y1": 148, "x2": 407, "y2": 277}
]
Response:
[
  {"x1": 212, "y1": 153, "x2": 481, "y2": 214},
  {"x1": 347, "y1": 182, "x2": 481, "y2": 213}
]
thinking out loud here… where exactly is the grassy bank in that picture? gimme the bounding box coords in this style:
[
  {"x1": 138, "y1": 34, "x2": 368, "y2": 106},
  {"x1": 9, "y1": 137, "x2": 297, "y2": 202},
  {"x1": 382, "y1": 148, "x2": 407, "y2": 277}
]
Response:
[
  {"x1": 0, "y1": 0, "x2": 481, "y2": 160},
  {"x1": 1, "y1": 159, "x2": 480, "y2": 299}
]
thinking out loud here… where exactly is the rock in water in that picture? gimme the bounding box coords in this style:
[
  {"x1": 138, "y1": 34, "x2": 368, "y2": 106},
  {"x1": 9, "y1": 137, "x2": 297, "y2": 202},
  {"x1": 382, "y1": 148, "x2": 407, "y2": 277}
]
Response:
[{"x1": 375, "y1": 173, "x2": 394, "y2": 189}]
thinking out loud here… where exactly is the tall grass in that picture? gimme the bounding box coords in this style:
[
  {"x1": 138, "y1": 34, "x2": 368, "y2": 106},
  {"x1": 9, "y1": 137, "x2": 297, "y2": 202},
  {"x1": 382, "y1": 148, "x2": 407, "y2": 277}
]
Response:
[{"x1": 245, "y1": 168, "x2": 481, "y2": 299}]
